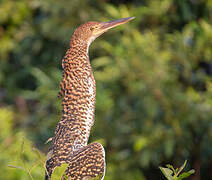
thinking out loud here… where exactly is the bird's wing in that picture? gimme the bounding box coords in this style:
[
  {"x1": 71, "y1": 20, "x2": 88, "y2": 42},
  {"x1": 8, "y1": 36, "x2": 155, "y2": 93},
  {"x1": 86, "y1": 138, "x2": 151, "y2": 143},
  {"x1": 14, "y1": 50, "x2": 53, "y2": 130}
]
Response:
[
  {"x1": 64, "y1": 142, "x2": 105, "y2": 180},
  {"x1": 45, "y1": 142, "x2": 105, "y2": 180}
]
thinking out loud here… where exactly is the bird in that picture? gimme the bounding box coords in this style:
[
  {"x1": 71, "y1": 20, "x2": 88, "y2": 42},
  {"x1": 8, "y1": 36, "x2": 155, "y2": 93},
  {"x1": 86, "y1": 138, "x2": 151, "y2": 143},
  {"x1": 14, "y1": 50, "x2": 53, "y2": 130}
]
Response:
[{"x1": 45, "y1": 17, "x2": 134, "y2": 180}]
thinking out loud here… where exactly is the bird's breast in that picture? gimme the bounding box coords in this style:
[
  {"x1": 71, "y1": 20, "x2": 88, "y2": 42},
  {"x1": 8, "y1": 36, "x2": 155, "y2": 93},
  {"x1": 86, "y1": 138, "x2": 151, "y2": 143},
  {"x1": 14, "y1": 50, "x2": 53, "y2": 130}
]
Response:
[{"x1": 59, "y1": 68, "x2": 96, "y2": 149}]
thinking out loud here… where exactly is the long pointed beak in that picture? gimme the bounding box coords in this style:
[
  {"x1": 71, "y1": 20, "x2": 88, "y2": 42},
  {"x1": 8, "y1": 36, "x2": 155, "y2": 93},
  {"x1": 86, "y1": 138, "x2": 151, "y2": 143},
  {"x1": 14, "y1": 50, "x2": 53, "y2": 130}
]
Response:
[{"x1": 100, "y1": 17, "x2": 135, "y2": 31}]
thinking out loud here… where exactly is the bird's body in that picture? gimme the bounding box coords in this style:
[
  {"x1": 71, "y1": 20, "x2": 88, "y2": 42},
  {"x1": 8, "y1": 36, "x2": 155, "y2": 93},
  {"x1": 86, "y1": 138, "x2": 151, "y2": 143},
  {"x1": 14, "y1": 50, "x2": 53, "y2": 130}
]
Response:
[
  {"x1": 45, "y1": 17, "x2": 134, "y2": 180},
  {"x1": 46, "y1": 23, "x2": 98, "y2": 178}
]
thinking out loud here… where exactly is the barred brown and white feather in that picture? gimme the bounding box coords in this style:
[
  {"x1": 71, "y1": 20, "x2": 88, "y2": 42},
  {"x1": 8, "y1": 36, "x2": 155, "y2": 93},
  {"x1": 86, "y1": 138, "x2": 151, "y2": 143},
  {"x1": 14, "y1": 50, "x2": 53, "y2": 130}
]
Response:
[{"x1": 64, "y1": 142, "x2": 105, "y2": 180}]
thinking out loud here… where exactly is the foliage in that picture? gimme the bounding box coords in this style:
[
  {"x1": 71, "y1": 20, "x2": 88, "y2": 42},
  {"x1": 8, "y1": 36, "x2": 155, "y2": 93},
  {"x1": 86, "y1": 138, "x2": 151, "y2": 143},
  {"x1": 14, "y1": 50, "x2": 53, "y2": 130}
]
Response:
[
  {"x1": 51, "y1": 163, "x2": 68, "y2": 180},
  {"x1": 0, "y1": 107, "x2": 44, "y2": 180},
  {"x1": 159, "y1": 160, "x2": 195, "y2": 180},
  {"x1": 0, "y1": 0, "x2": 211, "y2": 179}
]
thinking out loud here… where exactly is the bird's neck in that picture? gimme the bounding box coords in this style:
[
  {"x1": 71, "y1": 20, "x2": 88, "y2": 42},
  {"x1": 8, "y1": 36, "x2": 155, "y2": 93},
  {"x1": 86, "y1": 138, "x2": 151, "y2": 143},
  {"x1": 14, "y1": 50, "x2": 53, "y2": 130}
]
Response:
[
  {"x1": 71, "y1": 36, "x2": 91, "y2": 54},
  {"x1": 61, "y1": 39, "x2": 91, "y2": 71},
  {"x1": 58, "y1": 38, "x2": 96, "y2": 149}
]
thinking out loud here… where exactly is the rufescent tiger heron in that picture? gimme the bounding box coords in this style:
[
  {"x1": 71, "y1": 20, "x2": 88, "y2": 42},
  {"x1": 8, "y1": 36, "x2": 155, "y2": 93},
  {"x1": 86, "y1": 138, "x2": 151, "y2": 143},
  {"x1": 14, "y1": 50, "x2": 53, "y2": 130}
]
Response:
[{"x1": 45, "y1": 17, "x2": 135, "y2": 180}]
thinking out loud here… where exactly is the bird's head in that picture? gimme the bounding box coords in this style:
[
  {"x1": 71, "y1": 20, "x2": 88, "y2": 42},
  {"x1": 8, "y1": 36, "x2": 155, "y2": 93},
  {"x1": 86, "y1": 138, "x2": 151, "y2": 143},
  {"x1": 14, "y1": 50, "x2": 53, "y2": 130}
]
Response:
[{"x1": 71, "y1": 17, "x2": 135, "y2": 46}]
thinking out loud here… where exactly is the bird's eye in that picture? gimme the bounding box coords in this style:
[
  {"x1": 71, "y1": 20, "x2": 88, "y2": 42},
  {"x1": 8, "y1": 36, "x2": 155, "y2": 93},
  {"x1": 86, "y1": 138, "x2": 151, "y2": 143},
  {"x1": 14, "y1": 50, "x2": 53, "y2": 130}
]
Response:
[
  {"x1": 90, "y1": 27, "x2": 95, "y2": 31},
  {"x1": 90, "y1": 26, "x2": 98, "y2": 31}
]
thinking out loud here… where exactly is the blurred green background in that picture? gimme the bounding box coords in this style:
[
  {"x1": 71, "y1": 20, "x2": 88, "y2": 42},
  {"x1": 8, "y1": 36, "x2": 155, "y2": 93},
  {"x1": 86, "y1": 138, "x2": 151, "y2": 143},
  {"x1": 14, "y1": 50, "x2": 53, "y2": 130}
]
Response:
[{"x1": 0, "y1": 0, "x2": 212, "y2": 179}]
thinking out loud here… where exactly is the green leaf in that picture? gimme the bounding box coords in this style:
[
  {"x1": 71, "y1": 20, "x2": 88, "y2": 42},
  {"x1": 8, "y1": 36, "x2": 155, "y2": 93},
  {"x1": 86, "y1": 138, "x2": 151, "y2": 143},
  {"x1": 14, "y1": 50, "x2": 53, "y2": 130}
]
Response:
[
  {"x1": 166, "y1": 164, "x2": 176, "y2": 174},
  {"x1": 178, "y1": 170, "x2": 195, "y2": 180},
  {"x1": 51, "y1": 163, "x2": 69, "y2": 180},
  {"x1": 161, "y1": 161, "x2": 195, "y2": 180},
  {"x1": 159, "y1": 167, "x2": 173, "y2": 180},
  {"x1": 176, "y1": 160, "x2": 187, "y2": 176}
]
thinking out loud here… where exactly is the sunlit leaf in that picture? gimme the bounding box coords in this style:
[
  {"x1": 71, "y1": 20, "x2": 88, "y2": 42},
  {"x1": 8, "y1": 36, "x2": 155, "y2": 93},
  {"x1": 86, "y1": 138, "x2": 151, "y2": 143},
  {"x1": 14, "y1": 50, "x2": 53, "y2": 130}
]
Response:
[
  {"x1": 159, "y1": 167, "x2": 173, "y2": 180},
  {"x1": 51, "y1": 163, "x2": 69, "y2": 180},
  {"x1": 178, "y1": 170, "x2": 195, "y2": 180}
]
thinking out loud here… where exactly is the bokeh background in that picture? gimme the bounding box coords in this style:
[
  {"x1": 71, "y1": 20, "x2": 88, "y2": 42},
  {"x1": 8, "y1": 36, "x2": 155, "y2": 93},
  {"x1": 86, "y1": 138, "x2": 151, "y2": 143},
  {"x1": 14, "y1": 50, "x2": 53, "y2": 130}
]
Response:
[{"x1": 0, "y1": 0, "x2": 212, "y2": 179}]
